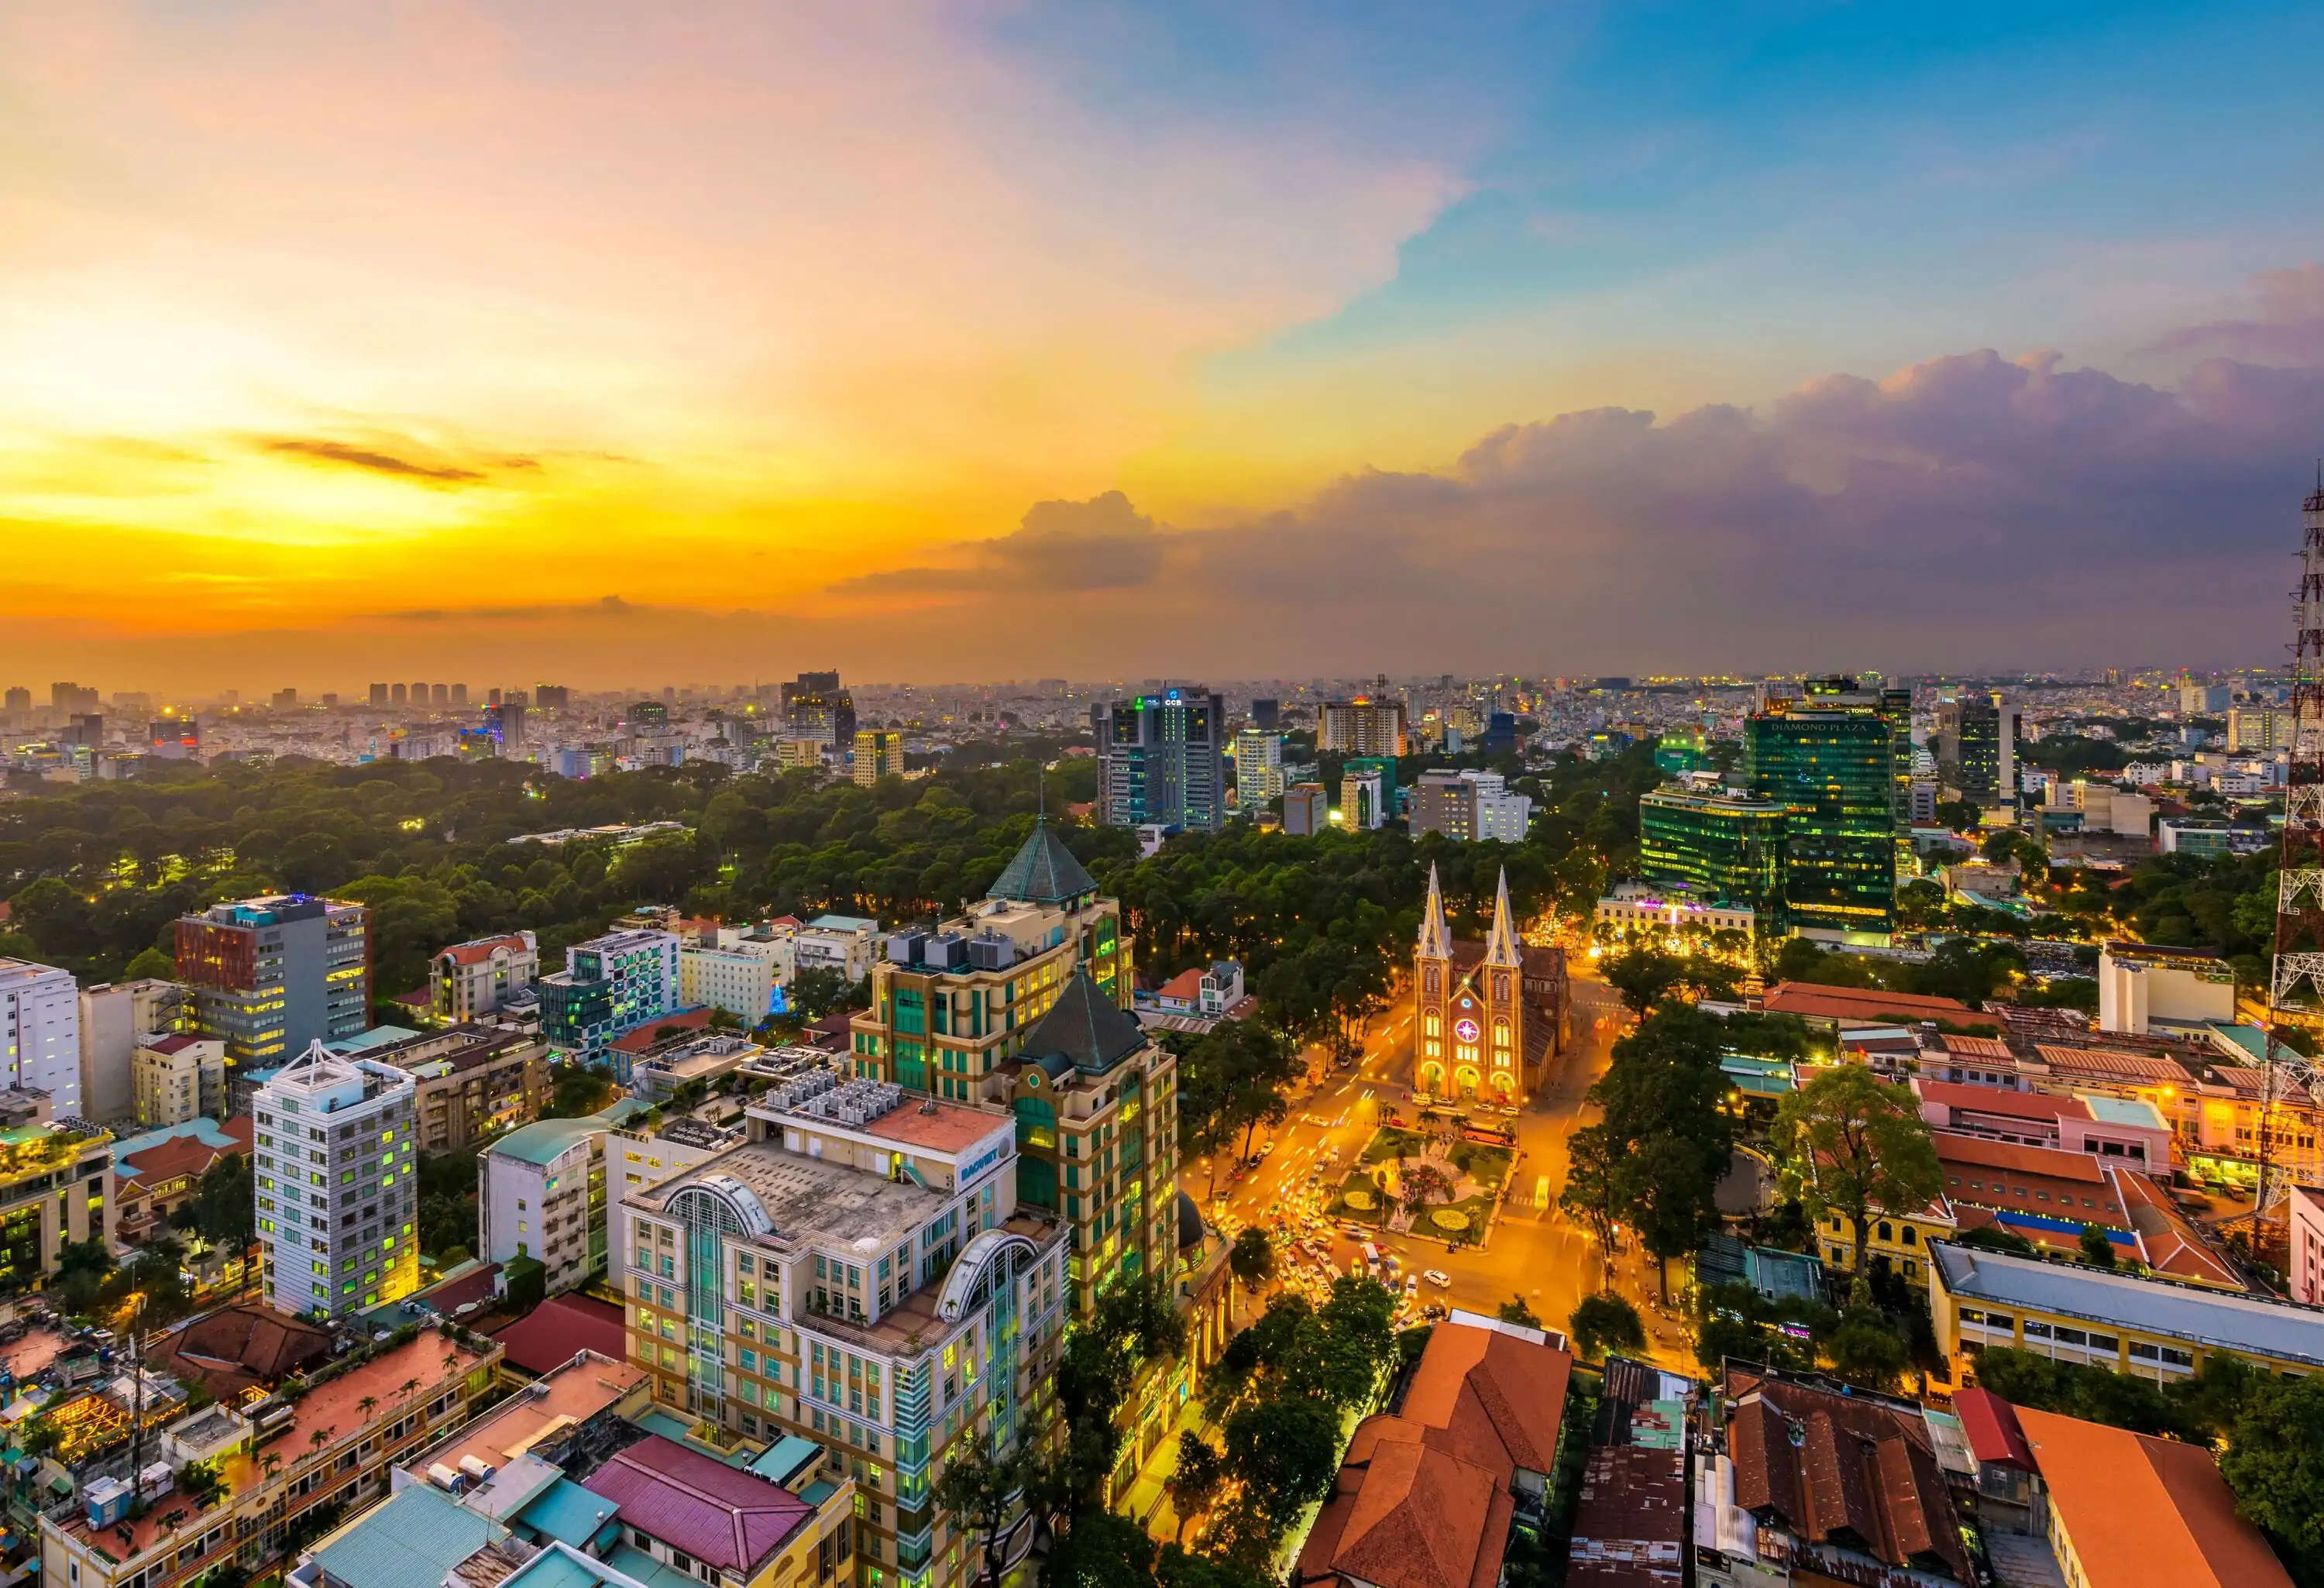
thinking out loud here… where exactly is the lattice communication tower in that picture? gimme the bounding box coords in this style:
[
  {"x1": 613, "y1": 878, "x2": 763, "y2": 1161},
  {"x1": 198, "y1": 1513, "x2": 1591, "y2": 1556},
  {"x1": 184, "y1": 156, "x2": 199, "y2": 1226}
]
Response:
[{"x1": 2260, "y1": 471, "x2": 2324, "y2": 1212}]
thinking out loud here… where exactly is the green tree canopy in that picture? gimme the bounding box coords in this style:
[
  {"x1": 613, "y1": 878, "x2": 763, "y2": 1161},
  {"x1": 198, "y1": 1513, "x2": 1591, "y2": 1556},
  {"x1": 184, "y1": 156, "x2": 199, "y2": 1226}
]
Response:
[{"x1": 1771, "y1": 1065, "x2": 1941, "y2": 1280}]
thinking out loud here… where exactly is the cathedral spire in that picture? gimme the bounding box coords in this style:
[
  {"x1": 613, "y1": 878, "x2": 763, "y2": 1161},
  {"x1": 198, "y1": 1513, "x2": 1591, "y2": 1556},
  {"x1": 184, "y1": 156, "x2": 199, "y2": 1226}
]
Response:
[
  {"x1": 1418, "y1": 863, "x2": 1452, "y2": 959},
  {"x1": 1483, "y1": 866, "x2": 1521, "y2": 967}
]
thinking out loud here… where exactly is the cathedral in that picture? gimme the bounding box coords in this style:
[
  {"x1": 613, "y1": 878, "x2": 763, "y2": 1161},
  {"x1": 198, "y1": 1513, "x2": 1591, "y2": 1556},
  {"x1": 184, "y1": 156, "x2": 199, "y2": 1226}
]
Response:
[{"x1": 1413, "y1": 864, "x2": 1569, "y2": 1104}]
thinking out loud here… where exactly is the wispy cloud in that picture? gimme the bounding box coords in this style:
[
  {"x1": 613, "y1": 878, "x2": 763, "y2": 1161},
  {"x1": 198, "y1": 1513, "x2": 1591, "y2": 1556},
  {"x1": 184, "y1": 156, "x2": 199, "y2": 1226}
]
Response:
[{"x1": 256, "y1": 435, "x2": 520, "y2": 484}]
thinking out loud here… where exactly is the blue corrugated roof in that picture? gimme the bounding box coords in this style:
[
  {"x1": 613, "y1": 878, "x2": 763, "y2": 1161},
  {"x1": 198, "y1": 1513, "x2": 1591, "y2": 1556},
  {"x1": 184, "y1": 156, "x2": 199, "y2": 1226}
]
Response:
[
  {"x1": 311, "y1": 1484, "x2": 505, "y2": 1588},
  {"x1": 516, "y1": 1479, "x2": 622, "y2": 1548}
]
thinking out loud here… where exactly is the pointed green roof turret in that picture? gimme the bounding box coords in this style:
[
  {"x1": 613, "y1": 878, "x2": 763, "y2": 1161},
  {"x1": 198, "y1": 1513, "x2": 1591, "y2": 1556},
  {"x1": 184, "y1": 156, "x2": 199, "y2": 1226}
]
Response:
[
  {"x1": 986, "y1": 822, "x2": 1099, "y2": 907},
  {"x1": 1020, "y1": 969, "x2": 1147, "y2": 1074}
]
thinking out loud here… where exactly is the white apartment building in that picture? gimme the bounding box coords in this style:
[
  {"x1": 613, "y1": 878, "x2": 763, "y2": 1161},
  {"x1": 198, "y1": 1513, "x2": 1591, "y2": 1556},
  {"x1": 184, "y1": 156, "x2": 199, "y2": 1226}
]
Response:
[
  {"x1": 1232, "y1": 728, "x2": 1284, "y2": 806},
  {"x1": 1413, "y1": 769, "x2": 1532, "y2": 843},
  {"x1": 680, "y1": 936, "x2": 786, "y2": 1020},
  {"x1": 254, "y1": 1043, "x2": 421, "y2": 1320},
  {"x1": 431, "y1": 930, "x2": 539, "y2": 1022},
  {"x1": 132, "y1": 1033, "x2": 225, "y2": 1127},
  {"x1": 791, "y1": 914, "x2": 881, "y2": 984},
  {"x1": 479, "y1": 1113, "x2": 612, "y2": 1293},
  {"x1": 0, "y1": 959, "x2": 80, "y2": 1115},
  {"x1": 78, "y1": 978, "x2": 184, "y2": 1126}
]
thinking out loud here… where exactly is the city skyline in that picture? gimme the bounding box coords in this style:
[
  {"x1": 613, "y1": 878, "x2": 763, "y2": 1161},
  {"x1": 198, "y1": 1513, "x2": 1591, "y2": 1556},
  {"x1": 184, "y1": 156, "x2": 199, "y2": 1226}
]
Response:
[{"x1": 5, "y1": 5, "x2": 2324, "y2": 684}]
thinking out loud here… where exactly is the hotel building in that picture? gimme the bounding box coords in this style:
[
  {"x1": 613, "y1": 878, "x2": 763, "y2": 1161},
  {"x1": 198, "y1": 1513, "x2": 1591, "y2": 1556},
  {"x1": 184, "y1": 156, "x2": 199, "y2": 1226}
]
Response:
[
  {"x1": 620, "y1": 1073, "x2": 1068, "y2": 1588},
  {"x1": 851, "y1": 825, "x2": 1174, "y2": 1308}
]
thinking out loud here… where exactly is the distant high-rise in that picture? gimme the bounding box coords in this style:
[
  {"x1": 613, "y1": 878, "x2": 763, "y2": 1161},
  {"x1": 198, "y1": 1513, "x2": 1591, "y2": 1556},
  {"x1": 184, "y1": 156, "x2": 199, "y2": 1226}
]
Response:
[
  {"x1": 410, "y1": 681, "x2": 427, "y2": 706},
  {"x1": 1232, "y1": 728, "x2": 1284, "y2": 806},
  {"x1": 271, "y1": 688, "x2": 297, "y2": 710},
  {"x1": 781, "y1": 670, "x2": 854, "y2": 745},
  {"x1": 853, "y1": 728, "x2": 903, "y2": 785},
  {"x1": 367, "y1": 682, "x2": 389, "y2": 707},
  {"x1": 1093, "y1": 688, "x2": 1227, "y2": 834},
  {"x1": 2, "y1": 686, "x2": 27, "y2": 717},
  {"x1": 488, "y1": 702, "x2": 528, "y2": 750},
  {"x1": 631, "y1": 699, "x2": 669, "y2": 727},
  {"x1": 50, "y1": 682, "x2": 99, "y2": 713},
  {"x1": 1934, "y1": 693, "x2": 2018, "y2": 805},
  {"x1": 535, "y1": 683, "x2": 571, "y2": 710},
  {"x1": 149, "y1": 718, "x2": 200, "y2": 759},
  {"x1": 487, "y1": 686, "x2": 502, "y2": 706},
  {"x1": 390, "y1": 682, "x2": 407, "y2": 706},
  {"x1": 449, "y1": 683, "x2": 467, "y2": 707},
  {"x1": 1251, "y1": 697, "x2": 1281, "y2": 731},
  {"x1": 431, "y1": 683, "x2": 449, "y2": 707},
  {"x1": 1319, "y1": 696, "x2": 1407, "y2": 757}
]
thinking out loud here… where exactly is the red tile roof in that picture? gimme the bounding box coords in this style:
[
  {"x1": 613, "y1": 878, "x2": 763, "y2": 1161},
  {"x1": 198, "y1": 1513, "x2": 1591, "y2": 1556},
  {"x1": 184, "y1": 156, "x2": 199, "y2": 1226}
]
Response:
[
  {"x1": 1299, "y1": 1322, "x2": 1568, "y2": 1588},
  {"x1": 490, "y1": 1292, "x2": 627, "y2": 1377},
  {"x1": 612, "y1": 1008, "x2": 714, "y2": 1054},
  {"x1": 1760, "y1": 981, "x2": 1975, "y2": 1023},
  {"x1": 1157, "y1": 968, "x2": 1204, "y2": 1001},
  {"x1": 440, "y1": 934, "x2": 533, "y2": 967},
  {"x1": 582, "y1": 1435, "x2": 813, "y2": 1573},
  {"x1": 1950, "y1": 1389, "x2": 2034, "y2": 1471},
  {"x1": 1916, "y1": 1081, "x2": 2089, "y2": 1124},
  {"x1": 1724, "y1": 1370, "x2": 1968, "y2": 1580}
]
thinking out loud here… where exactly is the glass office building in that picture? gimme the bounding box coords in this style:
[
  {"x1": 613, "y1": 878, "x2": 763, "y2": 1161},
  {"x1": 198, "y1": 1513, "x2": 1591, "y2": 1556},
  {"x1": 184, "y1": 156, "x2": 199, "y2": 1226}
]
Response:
[
  {"x1": 1745, "y1": 699, "x2": 1899, "y2": 940},
  {"x1": 1638, "y1": 788, "x2": 1789, "y2": 923}
]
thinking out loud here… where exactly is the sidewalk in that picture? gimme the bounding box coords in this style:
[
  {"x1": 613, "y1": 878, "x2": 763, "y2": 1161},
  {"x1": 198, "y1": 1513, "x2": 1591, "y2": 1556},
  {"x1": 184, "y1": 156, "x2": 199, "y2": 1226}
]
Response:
[{"x1": 1115, "y1": 1394, "x2": 1212, "y2": 1542}]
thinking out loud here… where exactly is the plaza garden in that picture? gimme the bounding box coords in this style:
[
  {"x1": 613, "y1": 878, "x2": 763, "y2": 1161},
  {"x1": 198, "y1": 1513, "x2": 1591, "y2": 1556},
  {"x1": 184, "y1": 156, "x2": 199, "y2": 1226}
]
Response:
[{"x1": 1329, "y1": 1123, "x2": 1514, "y2": 1249}]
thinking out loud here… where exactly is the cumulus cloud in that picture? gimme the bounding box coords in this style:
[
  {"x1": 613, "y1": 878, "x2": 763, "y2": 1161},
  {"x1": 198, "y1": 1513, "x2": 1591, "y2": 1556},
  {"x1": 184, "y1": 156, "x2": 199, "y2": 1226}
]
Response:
[
  {"x1": 807, "y1": 334, "x2": 2324, "y2": 678},
  {"x1": 830, "y1": 490, "x2": 1173, "y2": 596}
]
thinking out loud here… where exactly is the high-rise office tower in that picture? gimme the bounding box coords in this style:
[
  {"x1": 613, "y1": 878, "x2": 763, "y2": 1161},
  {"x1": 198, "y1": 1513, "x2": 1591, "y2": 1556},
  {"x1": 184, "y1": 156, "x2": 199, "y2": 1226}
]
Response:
[
  {"x1": 450, "y1": 683, "x2": 467, "y2": 707},
  {"x1": 1250, "y1": 698, "x2": 1281, "y2": 731},
  {"x1": 0, "y1": 959, "x2": 82, "y2": 1115},
  {"x1": 2, "y1": 687, "x2": 29, "y2": 716},
  {"x1": 367, "y1": 682, "x2": 389, "y2": 707},
  {"x1": 1092, "y1": 688, "x2": 1227, "y2": 833},
  {"x1": 430, "y1": 683, "x2": 449, "y2": 707},
  {"x1": 175, "y1": 895, "x2": 372, "y2": 1067},
  {"x1": 253, "y1": 1043, "x2": 419, "y2": 1318},
  {"x1": 1934, "y1": 693, "x2": 2018, "y2": 805},
  {"x1": 411, "y1": 682, "x2": 428, "y2": 706},
  {"x1": 536, "y1": 683, "x2": 571, "y2": 710},
  {"x1": 390, "y1": 683, "x2": 407, "y2": 706},
  {"x1": 1745, "y1": 686, "x2": 1898, "y2": 940}
]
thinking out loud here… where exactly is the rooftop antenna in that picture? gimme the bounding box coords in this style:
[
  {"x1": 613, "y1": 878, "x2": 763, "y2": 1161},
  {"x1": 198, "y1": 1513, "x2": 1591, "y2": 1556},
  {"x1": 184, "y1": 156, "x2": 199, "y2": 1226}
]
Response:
[{"x1": 2257, "y1": 465, "x2": 2324, "y2": 1221}]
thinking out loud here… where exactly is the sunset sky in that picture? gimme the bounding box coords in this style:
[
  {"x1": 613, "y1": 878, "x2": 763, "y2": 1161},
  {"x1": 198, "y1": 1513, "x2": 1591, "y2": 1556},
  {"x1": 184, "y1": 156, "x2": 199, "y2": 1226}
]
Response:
[{"x1": 7, "y1": 2, "x2": 2324, "y2": 690}]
